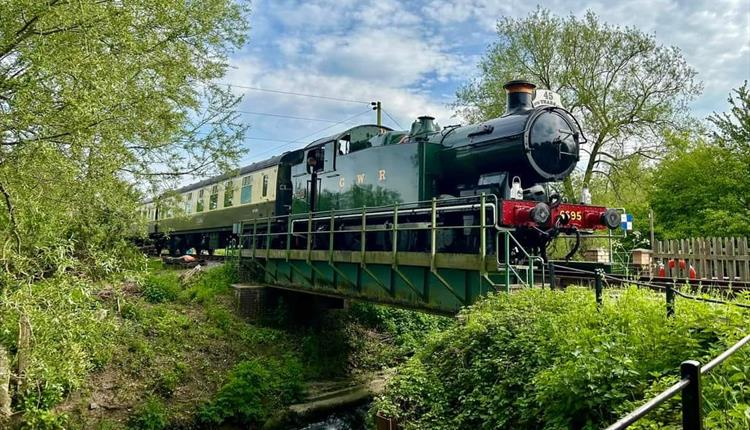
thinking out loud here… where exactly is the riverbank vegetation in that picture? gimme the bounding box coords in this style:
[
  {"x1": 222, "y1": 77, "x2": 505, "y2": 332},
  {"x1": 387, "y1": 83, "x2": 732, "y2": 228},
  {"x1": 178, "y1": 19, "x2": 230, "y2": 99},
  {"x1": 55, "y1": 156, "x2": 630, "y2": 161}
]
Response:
[
  {"x1": 0, "y1": 262, "x2": 449, "y2": 429},
  {"x1": 374, "y1": 287, "x2": 750, "y2": 429}
]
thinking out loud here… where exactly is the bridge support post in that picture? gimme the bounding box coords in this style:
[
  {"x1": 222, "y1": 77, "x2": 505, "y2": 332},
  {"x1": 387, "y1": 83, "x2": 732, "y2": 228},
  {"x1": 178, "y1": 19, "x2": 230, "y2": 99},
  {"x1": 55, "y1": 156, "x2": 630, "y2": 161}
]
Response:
[{"x1": 233, "y1": 284, "x2": 273, "y2": 321}]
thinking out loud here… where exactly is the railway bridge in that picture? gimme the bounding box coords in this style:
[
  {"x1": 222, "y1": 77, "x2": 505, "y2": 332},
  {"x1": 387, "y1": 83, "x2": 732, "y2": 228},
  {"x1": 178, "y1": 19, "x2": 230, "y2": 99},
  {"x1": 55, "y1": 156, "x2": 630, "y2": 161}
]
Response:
[{"x1": 230, "y1": 196, "x2": 551, "y2": 314}]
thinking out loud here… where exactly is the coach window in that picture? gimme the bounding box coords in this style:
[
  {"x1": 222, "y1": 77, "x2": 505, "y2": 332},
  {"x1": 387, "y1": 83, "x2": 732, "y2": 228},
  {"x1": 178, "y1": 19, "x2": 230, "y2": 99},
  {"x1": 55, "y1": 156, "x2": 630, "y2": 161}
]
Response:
[
  {"x1": 209, "y1": 185, "x2": 219, "y2": 210},
  {"x1": 262, "y1": 175, "x2": 269, "y2": 198},
  {"x1": 224, "y1": 180, "x2": 234, "y2": 207},
  {"x1": 240, "y1": 176, "x2": 252, "y2": 204},
  {"x1": 196, "y1": 189, "x2": 205, "y2": 212},
  {"x1": 184, "y1": 193, "x2": 193, "y2": 214}
]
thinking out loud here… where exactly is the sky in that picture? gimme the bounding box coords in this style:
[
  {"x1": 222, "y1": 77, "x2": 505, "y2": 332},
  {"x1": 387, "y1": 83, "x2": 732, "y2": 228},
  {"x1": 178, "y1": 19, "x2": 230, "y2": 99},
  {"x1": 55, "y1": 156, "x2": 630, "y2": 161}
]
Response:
[{"x1": 224, "y1": 0, "x2": 750, "y2": 166}]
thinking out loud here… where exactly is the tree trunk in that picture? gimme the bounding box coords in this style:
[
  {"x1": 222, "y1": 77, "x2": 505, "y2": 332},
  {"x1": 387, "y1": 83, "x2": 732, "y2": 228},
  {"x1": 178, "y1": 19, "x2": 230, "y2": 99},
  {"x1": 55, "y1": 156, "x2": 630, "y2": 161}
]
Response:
[
  {"x1": 562, "y1": 177, "x2": 576, "y2": 201},
  {"x1": 16, "y1": 314, "x2": 31, "y2": 394},
  {"x1": 0, "y1": 345, "x2": 10, "y2": 419}
]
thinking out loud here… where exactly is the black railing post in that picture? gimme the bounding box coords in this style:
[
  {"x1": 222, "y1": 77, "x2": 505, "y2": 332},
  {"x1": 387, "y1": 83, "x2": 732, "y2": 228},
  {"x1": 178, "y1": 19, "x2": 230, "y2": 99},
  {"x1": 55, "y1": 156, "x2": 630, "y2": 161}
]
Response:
[
  {"x1": 595, "y1": 269, "x2": 603, "y2": 308},
  {"x1": 681, "y1": 360, "x2": 702, "y2": 430},
  {"x1": 548, "y1": 261, "x2": 556, "y2": 290},
  {"x1": 666, "y1": 282, "x2": 675, "y2": 317}
]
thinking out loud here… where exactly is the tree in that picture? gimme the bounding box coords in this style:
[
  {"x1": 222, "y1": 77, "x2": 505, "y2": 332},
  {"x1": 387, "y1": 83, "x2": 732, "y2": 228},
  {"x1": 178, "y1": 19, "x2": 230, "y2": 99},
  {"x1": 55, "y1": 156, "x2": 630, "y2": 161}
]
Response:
[
  {"x1": 709, "y1": 81, "x2": 750, "y2": 156},
  {"x1": 455, "y1": 9, "x2": 701, "y2": 196},
  {"x1": 0, "y1": 1, "x2": 250, "y2": 284},
  {"x1": 650, "y1": 142, "x2": 749, "y2": 238},
  {"x1": 650, "y1": 83, "x2": 750, "y2": 238}
]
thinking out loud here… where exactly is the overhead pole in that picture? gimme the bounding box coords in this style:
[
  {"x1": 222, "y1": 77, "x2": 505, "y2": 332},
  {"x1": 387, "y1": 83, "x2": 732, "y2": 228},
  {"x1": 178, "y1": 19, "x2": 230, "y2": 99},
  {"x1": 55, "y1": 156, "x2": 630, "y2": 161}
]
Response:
[{"x1": 371, "y1": 101, "x2": 381, "y2": 127}]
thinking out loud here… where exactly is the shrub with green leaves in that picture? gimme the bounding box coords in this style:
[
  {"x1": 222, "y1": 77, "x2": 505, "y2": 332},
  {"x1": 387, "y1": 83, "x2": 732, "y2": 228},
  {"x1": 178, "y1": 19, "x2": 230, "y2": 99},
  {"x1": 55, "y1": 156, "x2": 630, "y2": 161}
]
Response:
[
  {"x1": 141, "y1": 273, "x2": 180, "y2": 303},
  {"x1": 198, "y1": 356, "x2": 305, "y2": 426},
  {"x1": 127, "y1": 396, "x2": 169, "y2": 430},
  {"x1": 348, "y1": 302, "x2": 452, "y2": 356},
  {"x1": 0, "y1": 278, "x2": 118, "y2": 415},
  {"x1": 374, "y1": 287, "x2": 750, "y2": 429}
]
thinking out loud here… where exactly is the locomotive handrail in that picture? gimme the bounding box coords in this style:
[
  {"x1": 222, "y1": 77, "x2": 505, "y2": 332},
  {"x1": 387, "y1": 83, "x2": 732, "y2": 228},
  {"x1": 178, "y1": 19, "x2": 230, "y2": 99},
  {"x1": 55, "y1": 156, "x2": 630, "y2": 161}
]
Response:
[{"x1": 495, "y1": 227, "x2": 543, "y2": 287}]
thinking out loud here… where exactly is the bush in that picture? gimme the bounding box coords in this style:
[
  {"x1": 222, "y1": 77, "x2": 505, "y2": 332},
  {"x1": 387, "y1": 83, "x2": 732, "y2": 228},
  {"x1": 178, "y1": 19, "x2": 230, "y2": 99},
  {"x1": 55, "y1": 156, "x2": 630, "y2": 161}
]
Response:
[
  {"x1": 348, "y1": 302, "x2": 452, "y2": 356},
  {"x1": 0, "y1": 278, "x2": 118, "y2": 414},
  {"x1": 374, "y1": 287, "x2": 750, "y2": 429},
  {"x1": 20, "y1": 408, "x2": 69, "y2": 430},
  {"x1": 141, "y1": 273, "x2": 180, "y2": 303},
  {"x1": 127, "y1": 396, "x2": 169, "y2": 430},
  {"x1": 198, "y1": 356, "x2": 305, "y2": 426}
]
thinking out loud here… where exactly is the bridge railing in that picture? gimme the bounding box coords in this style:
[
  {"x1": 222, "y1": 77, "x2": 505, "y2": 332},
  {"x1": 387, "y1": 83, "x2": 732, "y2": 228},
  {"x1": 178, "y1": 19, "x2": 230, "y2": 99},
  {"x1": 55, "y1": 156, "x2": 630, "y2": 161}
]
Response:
[
  {"x1": 236, "y1": 194, "x2": 535, "y2": 292},
  {"x1": 604, "y1": 333, "x2": 750, "y2": 430}
]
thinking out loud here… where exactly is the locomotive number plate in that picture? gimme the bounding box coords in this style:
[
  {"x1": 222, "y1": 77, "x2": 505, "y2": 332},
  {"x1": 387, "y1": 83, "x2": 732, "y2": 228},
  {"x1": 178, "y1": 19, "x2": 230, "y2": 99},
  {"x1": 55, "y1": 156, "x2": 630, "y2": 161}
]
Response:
[{"x1": 561, "y1": 210, "x2": 582, "y2": 221}]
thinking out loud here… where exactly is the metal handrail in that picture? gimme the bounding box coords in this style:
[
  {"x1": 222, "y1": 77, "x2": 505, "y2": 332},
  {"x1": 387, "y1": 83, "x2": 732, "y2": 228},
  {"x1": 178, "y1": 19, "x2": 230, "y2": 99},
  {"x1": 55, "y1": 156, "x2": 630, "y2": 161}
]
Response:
[
  {"x1": 605, "y1": 378, "x2": 690, "y2": 429},
  {"x1": 701, "y1": 333, "x2": 750, "y2": 374},
  {"x1": 235, "y1": 194, "x2": 545, "y2": 295},
  {"x1": 605, "y1": 333, "x2": 750, "y2": 429},
  {"x1": 237, "y1": 195, "x2": 503, "y2": 243}
]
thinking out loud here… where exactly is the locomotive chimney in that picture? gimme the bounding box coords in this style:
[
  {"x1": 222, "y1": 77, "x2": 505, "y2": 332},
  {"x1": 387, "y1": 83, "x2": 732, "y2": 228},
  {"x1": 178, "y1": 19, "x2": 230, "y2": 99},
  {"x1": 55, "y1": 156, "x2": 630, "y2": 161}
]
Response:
[
  {"x1": 409, "y1": 116, "x2": 440, "y2": 140},
  {"x1": 503, "y1": 80, "x2": 536, "y2": 115}
]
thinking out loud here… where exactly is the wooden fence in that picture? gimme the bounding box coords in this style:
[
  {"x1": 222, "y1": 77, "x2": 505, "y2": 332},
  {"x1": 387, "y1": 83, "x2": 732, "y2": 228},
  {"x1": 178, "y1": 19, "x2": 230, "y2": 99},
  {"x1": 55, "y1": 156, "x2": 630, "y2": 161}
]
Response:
[{"x1": 652, "y1": 237, "x2": 750, "y2": 281}]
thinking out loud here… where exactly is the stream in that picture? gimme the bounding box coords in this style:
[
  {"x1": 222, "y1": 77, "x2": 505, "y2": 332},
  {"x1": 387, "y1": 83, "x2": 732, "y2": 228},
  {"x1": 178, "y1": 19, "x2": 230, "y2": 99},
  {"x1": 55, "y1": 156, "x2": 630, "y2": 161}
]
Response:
[{"x1": 297, "y1": 403, "x2": 370, "y2": 430}]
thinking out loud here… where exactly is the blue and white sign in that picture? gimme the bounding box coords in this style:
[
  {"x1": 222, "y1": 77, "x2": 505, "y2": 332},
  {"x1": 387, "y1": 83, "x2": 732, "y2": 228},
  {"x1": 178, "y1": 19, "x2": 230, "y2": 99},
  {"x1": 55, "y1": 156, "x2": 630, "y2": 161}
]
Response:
[{"x1": 621, "y1": 213, "x2": 633, "y2": 231}]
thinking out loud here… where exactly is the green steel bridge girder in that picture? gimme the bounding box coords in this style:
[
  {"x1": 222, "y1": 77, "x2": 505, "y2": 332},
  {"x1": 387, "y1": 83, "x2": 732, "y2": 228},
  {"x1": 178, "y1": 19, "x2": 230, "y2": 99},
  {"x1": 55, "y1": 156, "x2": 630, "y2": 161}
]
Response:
[{"x1": 236, "y1": 249, "x2": 516, "y2": 314}]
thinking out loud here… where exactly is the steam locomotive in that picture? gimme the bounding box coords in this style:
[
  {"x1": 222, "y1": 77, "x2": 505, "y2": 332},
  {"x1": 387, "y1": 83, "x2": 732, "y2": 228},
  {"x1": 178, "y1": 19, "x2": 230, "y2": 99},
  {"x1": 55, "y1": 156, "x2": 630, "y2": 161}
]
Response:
[{"x1": 142, "y1": 80, "x2": 621, "y2": 260}]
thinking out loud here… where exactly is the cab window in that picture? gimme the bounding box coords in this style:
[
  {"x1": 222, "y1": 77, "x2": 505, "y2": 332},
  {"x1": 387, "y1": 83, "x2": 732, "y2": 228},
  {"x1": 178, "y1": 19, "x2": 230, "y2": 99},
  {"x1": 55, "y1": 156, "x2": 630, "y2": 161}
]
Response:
[
  {"x1": 337, "y1": 135, "x2": 350, "y2": 155},
  {"x1": 262, "y1": 175, "x2": 269, "y2": 198},
  {"x1": 184, "y1": 192, "x2": 192, "y2": 214},
  {"x1": 306, "y1": 148, "x2": 324, "y2": 173}
]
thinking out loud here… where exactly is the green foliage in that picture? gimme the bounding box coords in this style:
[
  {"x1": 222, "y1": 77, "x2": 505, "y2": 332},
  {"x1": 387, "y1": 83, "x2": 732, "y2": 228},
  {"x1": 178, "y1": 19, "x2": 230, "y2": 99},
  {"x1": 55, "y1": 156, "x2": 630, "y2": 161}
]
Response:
[
  {"x1": 0, "y1": 278, "x2": 118, "y2": 412},
  {"x1": 648, "y1": 83, "x2": 750, "y2": 239},
  {"x1": 19, "y1": 409, "x2": 69, "y2": 430},
  {"x1": 180, "y1": 264, "x2": 239, "y2": 303},
  {"x1": 651, "y1": 134, "x2": 750, "y2": 238},
  {"x1": 348, "y1": 302, "x2": 452, "y2": 362},
  {"x1": 374, "y1": 288, "x2": 750, "y2": 429},
  {"x1": 455, "y1": 8, "x2": 700, "y2": 192},
  {"x1": 709, "y1": 81, "x2": 750, "y2": 153},
  {"x1": 141, "y1": 273, "x2": 181, "y2": 303},
  {"x1": 0, "y1": 0, "x2": 250, "y2": 286},
  {"x1": 127, "y1": 396, "x2": 169, "y2": 430},
  {"x1": 199, "y1": 356, "x2": 305, "y2": 426}
]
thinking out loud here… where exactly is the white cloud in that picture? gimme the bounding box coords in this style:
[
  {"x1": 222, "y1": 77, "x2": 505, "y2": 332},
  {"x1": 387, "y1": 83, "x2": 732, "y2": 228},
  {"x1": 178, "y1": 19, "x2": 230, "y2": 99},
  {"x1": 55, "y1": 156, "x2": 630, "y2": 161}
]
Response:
[
  {"x1": 425, "y1": 0, "x2": 749, "y2": 116},
  {"x1": 226, "y1": 0, "x2": 749, "y2": 167}
]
